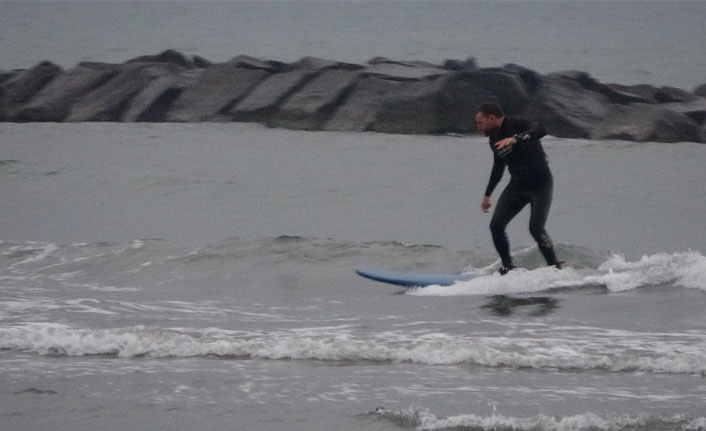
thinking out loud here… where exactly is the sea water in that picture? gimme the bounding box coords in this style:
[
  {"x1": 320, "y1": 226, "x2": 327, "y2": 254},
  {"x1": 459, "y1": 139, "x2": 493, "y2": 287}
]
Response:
[
  {"x1": 2, "y1": 2, "x2": 706, "y2": 431},
  {"x1": 2, "y1": 122, "x2": 705, "y2": 431}
]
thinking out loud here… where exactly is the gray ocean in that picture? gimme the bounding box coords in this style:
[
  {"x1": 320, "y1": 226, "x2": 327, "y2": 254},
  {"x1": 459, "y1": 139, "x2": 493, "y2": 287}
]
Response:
[{"x1": 2, "y1": 2, "x2": 706, "y2": 431}]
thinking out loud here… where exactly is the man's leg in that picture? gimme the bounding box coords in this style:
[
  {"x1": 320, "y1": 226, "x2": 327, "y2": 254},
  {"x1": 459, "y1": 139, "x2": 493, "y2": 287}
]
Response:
[
  {"x1": 490, "y1": 184, "x2": 528, "y2": 270},
  {"x1": 528, "y1": 178, "x2": 560, "y2": 266}
]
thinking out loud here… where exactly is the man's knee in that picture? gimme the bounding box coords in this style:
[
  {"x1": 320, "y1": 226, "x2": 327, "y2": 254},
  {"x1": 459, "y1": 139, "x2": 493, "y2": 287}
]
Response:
[{"x1": 490, "y1": 217, "x2": 506, "y2": 236}]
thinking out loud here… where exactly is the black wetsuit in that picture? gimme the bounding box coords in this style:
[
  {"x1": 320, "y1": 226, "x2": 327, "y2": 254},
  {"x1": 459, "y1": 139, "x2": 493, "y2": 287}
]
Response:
[{"x1": 484, "y1": 116, "x2": 559, "y2": 269}]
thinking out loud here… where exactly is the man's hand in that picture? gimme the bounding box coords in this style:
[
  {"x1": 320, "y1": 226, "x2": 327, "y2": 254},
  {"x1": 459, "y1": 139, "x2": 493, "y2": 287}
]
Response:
[
  {"x1": 482, "y1": 196, "x2": 492, "y2": 213},
  {"x1": 494, "y1": 136, "x2": 517, "y2": 150}
]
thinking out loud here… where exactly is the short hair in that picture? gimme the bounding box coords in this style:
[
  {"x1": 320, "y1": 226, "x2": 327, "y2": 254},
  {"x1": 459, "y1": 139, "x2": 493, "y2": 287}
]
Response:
[{"x1": 476, "y1": 102, "x2": 504, "y2": 118}]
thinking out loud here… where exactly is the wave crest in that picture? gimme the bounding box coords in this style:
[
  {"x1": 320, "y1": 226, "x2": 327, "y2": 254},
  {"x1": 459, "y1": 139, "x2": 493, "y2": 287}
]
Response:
[
  {"x1": 372, "y1": 408, "x2": 706, "y2": 431},
  {"x1": 412, "y1": 250, "x2": 706, "y2": 296},
  {"x1": 2, "y1": 323, "x2": 705, "y2": 375}
]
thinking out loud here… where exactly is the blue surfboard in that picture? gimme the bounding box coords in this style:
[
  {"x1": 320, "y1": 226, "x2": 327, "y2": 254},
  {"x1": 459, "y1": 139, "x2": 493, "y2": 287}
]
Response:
[{"x1": 355, "y1": 266, "x2": 475, "y2": 287}]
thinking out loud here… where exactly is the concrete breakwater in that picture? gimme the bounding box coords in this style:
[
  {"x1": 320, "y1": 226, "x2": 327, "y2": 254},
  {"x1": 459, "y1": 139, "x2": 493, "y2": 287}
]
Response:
[{"x1": 2, "y1": 49, "x2": 705, "y2": 143}]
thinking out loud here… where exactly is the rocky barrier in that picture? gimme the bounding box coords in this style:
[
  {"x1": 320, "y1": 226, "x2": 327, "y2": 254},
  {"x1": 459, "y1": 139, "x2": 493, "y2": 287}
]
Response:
[{"x1": 2, "y1": 49, "x2": 705, "y2": 143}]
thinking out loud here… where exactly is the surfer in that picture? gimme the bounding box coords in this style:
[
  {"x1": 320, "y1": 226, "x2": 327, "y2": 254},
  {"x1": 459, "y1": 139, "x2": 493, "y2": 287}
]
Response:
[{"x1": 475, "y1": 102, "x2": 562, "y2": 275}]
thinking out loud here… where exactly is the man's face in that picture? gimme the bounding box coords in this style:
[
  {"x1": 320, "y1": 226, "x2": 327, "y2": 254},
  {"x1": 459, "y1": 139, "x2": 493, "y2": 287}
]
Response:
[{"x1": 475, "y1": 112, "x2": 499, "y2": 136}]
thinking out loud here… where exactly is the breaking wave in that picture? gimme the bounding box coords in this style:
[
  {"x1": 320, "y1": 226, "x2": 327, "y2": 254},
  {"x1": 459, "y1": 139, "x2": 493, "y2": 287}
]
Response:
[
  {"x1": 372, "y1": 408, "x2": 706, "y2": 431},
  {"x1": 2, "y1": 323, "x2": 705, "y2": 375},
  {"x1": 412, "y1": 250, "x2": 706, "y2": 296}
]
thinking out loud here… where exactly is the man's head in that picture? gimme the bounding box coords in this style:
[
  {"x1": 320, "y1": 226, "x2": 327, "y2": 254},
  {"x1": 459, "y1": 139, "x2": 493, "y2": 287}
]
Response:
[{"x1": 475, "y1": 102, "x2": 504, "y2": 136}]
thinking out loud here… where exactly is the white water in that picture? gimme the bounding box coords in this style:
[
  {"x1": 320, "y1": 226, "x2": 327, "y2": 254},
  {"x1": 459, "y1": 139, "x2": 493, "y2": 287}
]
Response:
[{"x1": 410, "y1": 250, "x2": 706, "y2": 296}]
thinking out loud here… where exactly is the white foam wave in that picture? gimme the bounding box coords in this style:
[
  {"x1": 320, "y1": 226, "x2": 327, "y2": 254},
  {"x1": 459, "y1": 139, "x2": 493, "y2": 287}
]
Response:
[
  {"x1": 598, "y1": 251, "x2": 706, "y2": 291},
  {"x1": 2, "y1": 242, "x2": 59, "y2": 268},
  {"x1": 2, "y1": 323, "x2": 705, "y2": 375},
  {"x1": 374, "y1": 408, "x2": 706, "y2": 431},
  {"x1": 412, "y1": 251, "x2": 706, "y2": 296}
]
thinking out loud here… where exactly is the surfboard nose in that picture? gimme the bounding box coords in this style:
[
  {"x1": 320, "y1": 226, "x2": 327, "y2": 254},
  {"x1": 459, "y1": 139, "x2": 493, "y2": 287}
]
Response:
[{"x1": 356, "y1": 266, "x2": 468, "y2": 287}]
